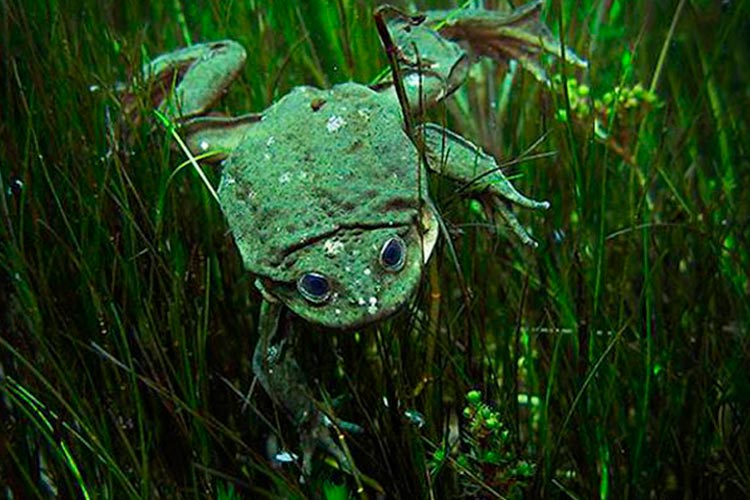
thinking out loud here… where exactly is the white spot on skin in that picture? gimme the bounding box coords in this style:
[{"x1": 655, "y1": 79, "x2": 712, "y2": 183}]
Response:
[
  {"x1": 363, "y1": 268, "x2": 371, "y2": 276},
  {"x1": 326, "y1": 115, "x2": 346, "y2": 133},
  {"x1": 405, "y1": 73, "x2": 421, "y2": 87},
  {"x1": 224, "y1": 175, "x2": 236, "y2": 186},
  {"x1": 278, "y1": 172, "x2": 291, "y2": 184},
  {"x1": 324, "y1": 239, "x2": 345, "y2": 256},
  {"x1": 200, "y1": 140, "x2": 210, "y2": 151},
  {"x1": 357, "y1": 297, "x2": 366, "y2": 306},
  {"x1": 273, "y1": 451, "x2": 298, "y2": 463},
  {"x1": 264, "y1": 153, "x2": 271, "y2": 160},
  {"x1": 335, "y1": 308, "x2": 342, "y2": 316},
  {"x1": 266, "y1": 136, "x2": 275, "y2": 146},
  {"x1": 367, "y1": 296, "x2": 378, "y2": 315}
]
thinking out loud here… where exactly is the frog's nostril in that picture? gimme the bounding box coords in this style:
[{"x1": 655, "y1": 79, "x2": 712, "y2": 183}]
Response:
[
  {"x1": 310, "y1": 98, "x2": 327, "y2": 111},
  {"x1": 297, "y1": 272, "x2": 332, "y2": 304}
]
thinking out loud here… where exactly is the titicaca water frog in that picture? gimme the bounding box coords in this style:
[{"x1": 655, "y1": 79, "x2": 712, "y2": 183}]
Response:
[{"x1": 130, "y1": 0, "x2": 585, "y2": 472}]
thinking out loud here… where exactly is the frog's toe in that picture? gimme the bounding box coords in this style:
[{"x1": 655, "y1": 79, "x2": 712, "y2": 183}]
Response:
[
  {"x1": 299, "y1": 410, "x2": 362, "y2": 474},
  {"x1": 477, "y1": 193, "x2": 542, "y2": 247},
  {"x1": 492, "y1": 198, "x2": 540, "y2": 247},
  {"x1": 301, "y1": 424, "x2": 346, "y2": 474},
  {"x1": 335, "y1": 419, "x2": 364, "y2": 434}
]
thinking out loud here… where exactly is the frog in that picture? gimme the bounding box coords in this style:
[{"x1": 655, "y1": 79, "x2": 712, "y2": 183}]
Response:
[{"x1": 131, "y1": 0, "x2": 586, "y2": 473}]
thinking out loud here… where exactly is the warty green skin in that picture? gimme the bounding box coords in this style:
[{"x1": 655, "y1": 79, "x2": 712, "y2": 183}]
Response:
[
  {"x1": 135, "y1": 0, "x2": 585, "y2": 474},
  {"x1": 218, "y1": 83, "x2": 430, "y2": 329}
]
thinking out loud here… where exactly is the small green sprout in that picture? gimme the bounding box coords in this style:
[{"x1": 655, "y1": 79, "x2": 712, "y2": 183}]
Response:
[
  {"x1": 433, "y1": 391, "x2": 536, "y2": 496},
  {"x1": 553, "y1": 75, "x2": 662, "y2": 163}
]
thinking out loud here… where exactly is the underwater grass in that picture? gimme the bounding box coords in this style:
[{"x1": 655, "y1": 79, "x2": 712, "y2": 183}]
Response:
[{"x1": 1, "y1": 0, "x2": 749, "y2": 498}]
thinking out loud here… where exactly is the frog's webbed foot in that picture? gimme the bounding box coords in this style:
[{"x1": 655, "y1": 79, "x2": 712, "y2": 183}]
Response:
[
  {"x1": 426, "y1": 0, "x2": 588, "y2": 83},
  {"x1": 253, "y1": 300, "x2": 362, "y2": 474},
  {"x1": 419, "y1": 123, "x2": 548, "y2": 246},
  {"x1": 374, "y1": 1, "x2": 587, "y2": 112},
  {"x1": 298, "y1": 406, "x2": 363, "y2": 474}
]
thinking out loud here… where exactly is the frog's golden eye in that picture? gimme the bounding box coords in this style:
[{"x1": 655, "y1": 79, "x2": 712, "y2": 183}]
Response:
[
  {"x1": 380, "y1": 237, "x2": 406, "y2": 272},
  {"x1": 297, "y1": 272, "x2": 332, "y2": 304}
]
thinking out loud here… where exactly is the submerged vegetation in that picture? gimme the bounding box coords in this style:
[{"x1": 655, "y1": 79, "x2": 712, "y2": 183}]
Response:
[{"x1": 1, "y1": 0, "x2": 749, "y2": 497}]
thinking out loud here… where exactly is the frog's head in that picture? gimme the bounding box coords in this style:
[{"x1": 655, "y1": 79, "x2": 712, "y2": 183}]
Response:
[{"x1": 257, "y1": 206, "x2": 439, "y2": 329}]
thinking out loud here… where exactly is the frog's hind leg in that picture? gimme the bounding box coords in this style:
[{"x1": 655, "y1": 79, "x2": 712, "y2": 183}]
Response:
[
  {"x1": 426, "y1": 1, "x2": 587, "y2": 84},
  {"x1": 373, "y1": 6, "x2": 471, "y2": 113},
  {"x1": 127, "y1": 40, "x2": 259, "y2": 161},
  {"x1": 144, "y1": 40, "x2": 247, "y2": 119},
  {"x1": 373, "y1": 1, "x2": 587, "y2": 114},
  {"x1": 181, "y1": 112, "x2": 262, "y2": 162}
]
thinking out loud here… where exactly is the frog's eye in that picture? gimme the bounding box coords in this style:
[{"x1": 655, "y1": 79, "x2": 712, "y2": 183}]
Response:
[
  {"x1": 380, "y1": 237, "x2": 406, "y2": 272},
  {"x1": 297, "y1": 272, "x2": 332, "y2": 304}
]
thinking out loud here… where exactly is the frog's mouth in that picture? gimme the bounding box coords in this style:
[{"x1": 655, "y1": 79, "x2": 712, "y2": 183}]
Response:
[{"x1": 261, "y1": 204, "x2": 440, "y2": 329}]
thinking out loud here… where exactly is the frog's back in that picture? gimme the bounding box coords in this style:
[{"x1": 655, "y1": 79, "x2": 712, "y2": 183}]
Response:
[{"x1": 218, "y1": 83, "x2": 422, "y2": 280}]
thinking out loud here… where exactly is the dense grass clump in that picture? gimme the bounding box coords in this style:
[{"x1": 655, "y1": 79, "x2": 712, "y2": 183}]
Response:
[{"x1": 1, "y1": 0, "x2": 749, "y2": 497}]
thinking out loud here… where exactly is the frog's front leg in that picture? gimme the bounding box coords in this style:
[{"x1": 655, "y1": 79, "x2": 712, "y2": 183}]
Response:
[
  {"x1": 252, "y1": 299, "x2": 360, "y2": 473},
  {"x1": 131, "y1": 40, "x2": 260, "y2": 161},
  {"x1": 420, "y1": 123, "x2": 549, "y2": 247}
]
